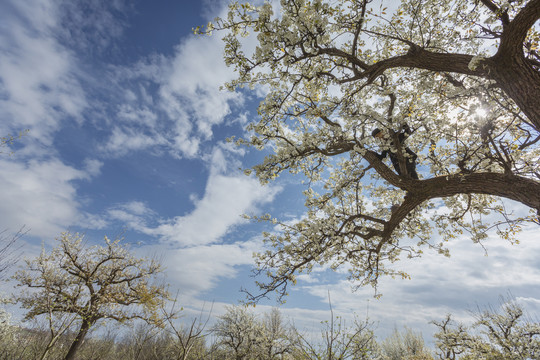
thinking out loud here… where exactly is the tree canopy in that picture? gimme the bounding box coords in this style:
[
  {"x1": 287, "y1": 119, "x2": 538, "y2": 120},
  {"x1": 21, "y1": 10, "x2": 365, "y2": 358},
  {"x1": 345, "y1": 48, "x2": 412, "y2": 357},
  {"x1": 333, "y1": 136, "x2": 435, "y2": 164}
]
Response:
[{"x1": 203, "y1": 0, "x2": 540, "y2": 302}]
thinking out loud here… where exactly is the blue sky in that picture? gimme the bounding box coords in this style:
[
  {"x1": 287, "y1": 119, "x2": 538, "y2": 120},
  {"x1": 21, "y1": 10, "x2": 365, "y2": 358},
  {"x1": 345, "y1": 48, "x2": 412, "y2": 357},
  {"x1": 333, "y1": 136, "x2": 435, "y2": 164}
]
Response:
[{"x1": 1, "y1": 0, "x2": 540, "y2": 343}]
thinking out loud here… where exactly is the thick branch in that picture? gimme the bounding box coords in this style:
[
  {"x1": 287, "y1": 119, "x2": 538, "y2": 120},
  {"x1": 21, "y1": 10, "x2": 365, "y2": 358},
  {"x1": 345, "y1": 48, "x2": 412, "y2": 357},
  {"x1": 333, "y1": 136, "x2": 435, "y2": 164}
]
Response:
[
  {"x1": 366, "y1": 48, "x2": 487, "y2": 80},
  {"x1": 497, "y1": 0, "x2": 540, "y2": 57},
  {"x1": 414, "y1": 172, "x2": 540, "y2": 212},
  {"x1": 479, "y1": 0, "x2": 510, "y2": 25}
]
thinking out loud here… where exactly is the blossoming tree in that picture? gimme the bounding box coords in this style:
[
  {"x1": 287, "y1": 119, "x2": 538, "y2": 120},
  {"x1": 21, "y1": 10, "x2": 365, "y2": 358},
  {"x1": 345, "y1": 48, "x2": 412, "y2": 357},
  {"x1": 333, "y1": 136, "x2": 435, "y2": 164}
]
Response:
[
  {"x1": 14, "y1": 232, "x2": 169, "y2": 360},
  {"x1": 201, "y1": 0, "x2": 540, "y2": 301}
]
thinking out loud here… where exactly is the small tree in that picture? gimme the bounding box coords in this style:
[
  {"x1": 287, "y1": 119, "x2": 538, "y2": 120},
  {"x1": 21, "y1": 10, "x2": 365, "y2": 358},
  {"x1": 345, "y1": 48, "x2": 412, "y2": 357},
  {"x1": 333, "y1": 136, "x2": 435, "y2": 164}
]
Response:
[
  {"x1": 160, "y1": 294, "x2": 213, "y2": 360},
  {"x1": 259, "y1": 308, "x2": 293, "y2": 359},
  {"x1": 379, "y1": 327, "x2": 433, "y2": 360},
  {"x1": 212, "y1": 305, "x2": 265, "y2": 360},
  {"x1": 13, "y1": 232, "x2": 169, "y2": 360},
  {"x1": 291, "y1": 300, "x2": 378, "y2": 360},
  {"x1": 433, "y1": 300, "x2": 540, "y2": 359}
]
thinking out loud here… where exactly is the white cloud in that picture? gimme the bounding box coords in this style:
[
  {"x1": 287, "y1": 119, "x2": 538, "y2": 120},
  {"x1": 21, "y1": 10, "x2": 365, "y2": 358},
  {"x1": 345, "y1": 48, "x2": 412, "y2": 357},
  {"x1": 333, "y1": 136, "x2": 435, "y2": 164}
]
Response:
[
  {"x1": 296, "y1": 225, "x2": 540, "y2": 342},
  {"x1": 100, "y1": 32, "x2": 240, "y2": 159},
  {"x1": 101, "y1": 127, "x2": 168, "y2": 156},
  {"x1": 106, "y1": 201, "x2": 157, "y2": 233},
  {"x1": 99, "y1": 2, "x2": 251, "y2": 160},
  {"x1": 100, "y1": 140, "x2": 280, "y2": 246},
  {"x1": 0, "y1": 0, "x2": 87, "y2": 149},
  {"x1": 0, "y1": 158, "x2": 100, "y2": 238},
  {"x1": 117, "y1": 104, "x2": 159, "y2": 126},
  {"x1": 163, "y1": 240, "x2": 260, "y2": 297},
  {"x1": 151, "y1": 173, "x2": 276, "y2": 247},
  {"x1": 145, "y1": 146, "x2": 280, "y2": 247},
  {"x1": 161, "y1": 35, "x2": 243, "y2": 139},
  {"x1": 83, "y1": 159, "x2": 104, "y2": 178}
]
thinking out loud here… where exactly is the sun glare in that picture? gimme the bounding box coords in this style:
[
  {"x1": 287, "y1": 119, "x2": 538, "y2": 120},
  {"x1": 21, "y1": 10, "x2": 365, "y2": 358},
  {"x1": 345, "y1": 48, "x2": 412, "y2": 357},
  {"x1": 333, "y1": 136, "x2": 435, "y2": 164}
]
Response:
[{"x1": 475, "y1": 108, "x2": 487, "y2": 118}]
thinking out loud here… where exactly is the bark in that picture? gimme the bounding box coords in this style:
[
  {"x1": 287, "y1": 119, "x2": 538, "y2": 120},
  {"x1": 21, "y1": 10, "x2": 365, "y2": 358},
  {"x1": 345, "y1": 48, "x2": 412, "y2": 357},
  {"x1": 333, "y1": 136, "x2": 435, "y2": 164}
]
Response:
[
  {"x1": 63, "y1": 318, "x2": 95, "y2": 360},
  {"x1": 383, "y1": 172, "x2": 540, "y2": 242},
  {"x1": 364, "y1": 150, "x2": 540, "y2": 212},
  {"x1": 414, "y1": 173, "x2": 540, "y2": 212},
  {"x1": 363, "y1": 150, "x2": 540, "y2": 247},
  {"x1": 489, "y1": 52, "x2": 540, "y2": 132},
  {"x1": 353, "y1": 45, "x2": 540, "y2": 131}
]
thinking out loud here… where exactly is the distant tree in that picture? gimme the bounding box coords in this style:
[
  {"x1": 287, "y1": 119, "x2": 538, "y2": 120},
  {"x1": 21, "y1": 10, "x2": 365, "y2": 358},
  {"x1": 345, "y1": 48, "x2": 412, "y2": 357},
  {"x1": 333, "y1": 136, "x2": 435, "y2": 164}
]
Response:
[
  {"x1": 203, "y1": 0, "x2": 540, "y2": 301},
  {"x1": 160, "y1": 294, "x2": 213, "y2": 360},
  {"x1": 433, "y1": 300, "x2": 540, "y2": 359},
  {"x1": 259, "y1": 307, "x2": 293, "y2": 359},
  {"x1": 212, "y1": 306, "x2": 295, "y2": 360},
  {"x1": 0, "y1": 295, "x2": 13, "y2": 351},
  {"x1": 291, "y1": 297, "x2": 378, "y2": 360},
  {"x1": 212, "y1": 305, "x2": 265, "y2": 360},
  {"x1": 379, "y1": 327, "x2": 434, "y2": 360},
  {"x1": 13, "y1": 232, "x2": 169, "y2": 360}
]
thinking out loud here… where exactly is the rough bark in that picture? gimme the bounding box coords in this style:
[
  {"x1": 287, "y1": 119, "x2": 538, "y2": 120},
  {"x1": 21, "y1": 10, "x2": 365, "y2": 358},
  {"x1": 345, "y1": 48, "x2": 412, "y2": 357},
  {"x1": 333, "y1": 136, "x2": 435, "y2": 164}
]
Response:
[
  {"x1": 414, "y1": 173, "x2": 540, "y2": 212},
  {"x1": 489, "y1": 54, "x2": 540, "y2": 131},
  {"x1": 364, "y1": 150, "x2": 540, "y2": 210},
  {"x1": 363, "y1": 150, "x2": 540, "y2": 245},
  {"x1": 63, "y1": 318, "x2": 95, "y2": 360}
]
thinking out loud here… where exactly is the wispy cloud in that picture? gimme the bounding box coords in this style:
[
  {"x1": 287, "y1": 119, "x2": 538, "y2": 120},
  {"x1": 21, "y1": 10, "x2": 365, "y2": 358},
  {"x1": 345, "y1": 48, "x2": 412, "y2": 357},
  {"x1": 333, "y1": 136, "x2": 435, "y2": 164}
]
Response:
[
  {"x1": 162, "y1": 240, "x2": 260, "y2": 297},
  {"x1": 0, "y1": 158, "x2": 102, "y2": 238},
  {"x1": 105, "y1": 145, "x2": 280, "y2": 247},
  {"x1": 99, "y1": 2, "x2": 248, "y2": 160},
  {"x1": 101, "y1": 126, "x2": 168, "y2": 156},
  {"x1": 56, "y1": 0, "x2": 131, "y2": 54},
  {"x1": 161, "y1": 35, "x2": 244, "y2": 139},
  {"x1": 0, "y1": 0, "x2": 86, "y2": 148},
  {"x1": 297, "y1": 225, "x2": 540, "y2": 340},
  {"x1": 101, "y1": 144, "x2": 280, "y2": 297}
]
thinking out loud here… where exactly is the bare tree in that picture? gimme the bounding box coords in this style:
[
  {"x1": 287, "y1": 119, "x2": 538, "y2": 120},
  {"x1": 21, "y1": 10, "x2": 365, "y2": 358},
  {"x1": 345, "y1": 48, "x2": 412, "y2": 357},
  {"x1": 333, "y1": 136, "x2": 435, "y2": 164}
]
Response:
[
  {"x1": 13, "y1": 232, "x2": 169, "y2": 360},
  {"x1": 117, "y1": 321, "x2": 172, "y2": 360},
  {"x1": 161, "y1": 293, "x2": 213, "y2": 360},
  {"x1": 291, "y1": 295, "x2": 378, "y2": 360},
  {"x1": 0, "y1": 226, "x2": 26, "y2": 280}
]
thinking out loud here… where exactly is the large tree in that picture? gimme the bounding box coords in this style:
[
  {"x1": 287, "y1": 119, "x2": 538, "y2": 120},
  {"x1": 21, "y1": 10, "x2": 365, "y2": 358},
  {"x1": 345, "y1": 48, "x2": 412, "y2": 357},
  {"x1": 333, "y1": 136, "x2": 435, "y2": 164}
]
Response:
[
  {"x1": 204, "y1": 0, "x2": 540, "y2": 302},
  {"x1": 14, "y1": 232, "x2": 169, "y2": 360}
]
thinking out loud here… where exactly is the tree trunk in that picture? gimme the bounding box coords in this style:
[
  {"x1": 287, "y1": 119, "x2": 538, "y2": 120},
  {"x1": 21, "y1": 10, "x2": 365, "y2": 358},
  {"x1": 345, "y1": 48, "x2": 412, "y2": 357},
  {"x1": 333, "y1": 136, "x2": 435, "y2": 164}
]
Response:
[
  {"x1": 63, "y1": 319, "x2": 94, "y2": 360},
  {"x1": 40, "y1": 334, "x2": 61, "y2": 360},
  {"x1": 489, "y1": 54, "x2": 540, "y2": 132}
]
